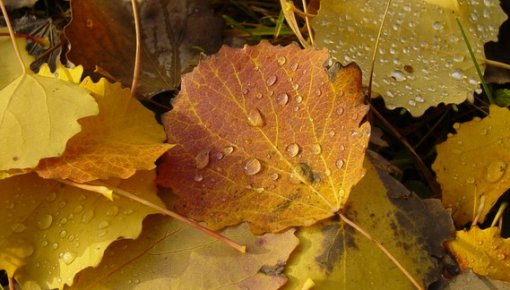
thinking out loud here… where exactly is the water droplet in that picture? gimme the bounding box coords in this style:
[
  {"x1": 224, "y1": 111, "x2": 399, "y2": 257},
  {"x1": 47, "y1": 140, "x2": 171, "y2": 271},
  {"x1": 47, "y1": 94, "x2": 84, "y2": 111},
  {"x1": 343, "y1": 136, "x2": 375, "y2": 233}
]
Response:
[
  {"x1": 41, "y1": 240, "x2": 48, "y2": 247},
  {"x1": 98, "y1": 221, "x2": 110, "y2": 229},
  {"x1": 336, "y1": 159, "x2": 345, "y2": 169},
  {"x1": 195, "y1": 149, "x2": 210, "y2": 170},
  {"x1": 122, "y1": 209, "x2": 134, "y2": 215},
  {"x1": 59, "y1": 218, "x2": 68, "y2": 225},
  {"x1": 290, "y1": 163, "x2": 313, "y2": 184},
  {"x1": 194, "y1": 174, "x2": 203, "y2": 182},
  {"x1": 52, "y1": 242, "x2": 59, "y2": 250},
  {"x1": 390, "y1": 70, "x2": 406, "y2": 82},
  {"x1": 311, "y1": 143, "x2": 322, "y2": 155},
  {"x1": 432, "y1": 21, "x2": 443, "y2": 30},
  {"x1": 106, "y1": 206, "x2": 119, "y2": 217},
  {"x1": 11, "y1": 223, "x2": 26, "y2": 233},
  {"x1": 36, "y1": 214, "x2": 53, "y2": 230},
  {"x1": 46, "y1": 192, "x2": 57, "y2": 201},
  {"x1": 242, "y1": 87, "x2": 249, "y2": 95},
  {"x1": 215, "y1": 152, "x2": 224, "y2": 160},
  {"x1": 58, "y1": 201, "x2": 67, "y2": 208},
  {"x1": 336, "y1": 107, "x2": 344, "y2": 115},
  {"x1": 485, "y1": 161, "x2": 507, "y2": 183},
  {"x1": 339, "y1": 145, "x2": 345, "y2": 151},
  {"x1": 329, "y1": 130, "x2": 336, "y2": 137},
  {"x1": 59, "y1": 230, "x2": 67, "y2": 238},
  {"x1": 244, "y1": 158, "x2": 262, "y2": 175},
  {"x1": 450, "y1": 69, "x2": 465, "y2": 80},
  {"x1": 276, "y1": 93, "x2": 289, "y2": 105},
  {"x1": 295, "y1": 95, "x2": 303, "y2": 103},
  {"x1": 19, "y1": 245, "x2": 34, "y2": 258},
  {"x1": 73, "y1": 205, "x2": 84, "y2": 213},
  {"x1": 266, "y1": 75, "x2": 277, "y2": 86},
  {"x1": 290, "y1": 63, "x2": 299, "y2": 71},
  {"x1": 277, "y1": 56, "x2": 286, "y2": 66},
  {"x1": 223, "y1": 146, "x2": 234, "y2": 155},
  {"x1": 81, "y1": 210, "x2": 95, "y2": 223},
  {"x1": 247, "y1": 108, "x2": 265, "y2": 127},
  {"x1": 292, "y1": 84, "x2": 300, "y2": 90},
  {"x1": 286, "y1": 143, "x2": 300, "y2": 157},
  {"x1": 62, "y1": 251, "x2": 76, "y2": 265},
  {"x1": 270, "y1": 173, "x2": 280, "y2": 180},
  {"x1": 315, "y1": 88, "x2": 322, "y2": 96},
  {"x1": 466, "y1": 177, "x2": 475, "y2": 184}
]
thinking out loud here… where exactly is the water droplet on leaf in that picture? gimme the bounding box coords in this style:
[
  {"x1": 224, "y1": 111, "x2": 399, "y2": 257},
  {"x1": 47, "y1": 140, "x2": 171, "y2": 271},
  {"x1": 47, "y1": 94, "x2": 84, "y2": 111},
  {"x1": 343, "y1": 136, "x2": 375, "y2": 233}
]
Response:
[
  {"x1": 36, "y1": 214, "x2": 53, "y2": 230},
  {"x1": 311, "y1": 143, "x2": 322, "y2": 155},
  {"x1": 336, "y1": 159, "x2": 345, "y2": 169},
  {"x1": 276, "y1": 93, "x2": 289, "y2": 105},
  {"x1": 485, "y1": 161, "x2": 507, "y2": 183},
  {"x1": 195, "y1": 149, "x2": 210, "y2": 169},
  {"x1": 286, "y1": 143, "x2": 300, "y2": 157},
  {"x1": 244, "y1": 158, "x2": 262, "y2": 175},
  {"x1": 11, "y1": 223, "x2": 26, "y2": 233},
  {"x1": 62, "y1": 251, "x2": 76, "y2": 265},
  {"x1": 266, "y1": 75, "x2": 277, "y2": 86},
  {"x1": 247, "y1": 108, "x2": 265, "y2": 127},
  {"x1": 223, "y1": 146, "x2": 234, "y2": 155},
  {"x1": 277, "y1": 56, "x2": 286, "y2": 66}
]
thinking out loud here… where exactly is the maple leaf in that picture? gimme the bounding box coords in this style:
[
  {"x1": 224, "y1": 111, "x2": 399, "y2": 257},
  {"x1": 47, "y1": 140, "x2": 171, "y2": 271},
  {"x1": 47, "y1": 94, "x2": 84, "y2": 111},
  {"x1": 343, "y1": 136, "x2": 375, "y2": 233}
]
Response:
[
  {"x1": 35, "y1": 64, "x2": 172, "y2": 183},
  {"x1": 446, "y1": 226, "x2": 510, "y2": 282},
  {"x1": 157, "y1": 41, "x2": 370, "y2": 233},
  {"x1": 312, "y1": 0, "x2": 505, "y2": 116},
  {"x1": 0, "y1": 29, "x2": 98, "y2": 171},
  {"x1": 284, "y1": 156, "x2": 454, "y2": 289},
  {"x1": 433, "y1": 105, "x2": 510, "y2": 226},
  {"x1": 0, "y1": 170, "x2": 164, "y2": 289},
  {"x1": 64, "y1": 0, "x2": 223, "y2": 97},
  {"x1": 71, "y1": 215, "x2": 298, "y2": 289}
]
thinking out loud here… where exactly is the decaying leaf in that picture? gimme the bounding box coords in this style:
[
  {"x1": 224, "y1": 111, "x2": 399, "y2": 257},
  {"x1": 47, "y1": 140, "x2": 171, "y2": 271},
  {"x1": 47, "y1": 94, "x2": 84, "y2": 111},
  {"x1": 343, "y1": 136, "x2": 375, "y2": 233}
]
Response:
[
  {"x1": 71, "y1": 216, "x2": 298, "y2": 290},
  {"x1": 0, "y1": 30, "x2": 98, "y2": 171},
  {"x1": 433, "y1": 105, "x2": 510, "y2": 226},
  {"x1": 157, "y1": 41, "x2": 370, "y2": 233},
  {"x1": 34, "y1": 64, "x2": 172, "y2": 182},
  {"x1": 446, "y1": 226, "x2": 510, "y2": 282},
  {"x1": 312, "y1": 0, "x2": 505, "y2": 116},
  {"x1": 445, "y1": 270, "x2": 510, "y2": 290},
  {"x1": 65, "y1": 0, "x2": 223, "y2": 97},
  {"x1": 0, "y1": 171, "x2": 164, "y2": 289},
  {"x1": 284, "y1": 157, "x2": 454, "y2": 289}
]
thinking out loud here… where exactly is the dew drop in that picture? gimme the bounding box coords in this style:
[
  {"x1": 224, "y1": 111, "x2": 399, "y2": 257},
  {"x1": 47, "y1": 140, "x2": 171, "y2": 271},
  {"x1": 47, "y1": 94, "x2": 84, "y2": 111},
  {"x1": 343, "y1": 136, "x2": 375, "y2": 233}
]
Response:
[
  {"x1": 276, "y1": 93, "x2": 289, "y2": 105},
  {"x1": 215, "y1": 152, "x2": 224, "y2": 160},
  {"x1": 19, "y1": 245, "x2": 34, "y2": 258},
  {"x1": 194, "y1": 174, "x2": 203, "y2": 182},
  {"x1": 52, "y1": 242, "x2": 59, "y2": 250},
  {"x1": 247, "y1": 108, "x2": 265, "y2": 127},
  {"x1": 311, "y1": 143, "x2": 322, "y2": 155},
  {"x1": 98, "y1": 221, "x2": 110, "y2": 229},
  {"x1": 290, "y1": 63, "x2": 299, "y2": 71},
  {"x1": 290, "y1": 163, "x2": 313, "y2": 184},
  {"x1": 73, "y1": 205, "x2": 84, "y2": 213},
  {"x1": 466, "y1": 177, "x2": 475, "y2": 184},
  {"x1": 106, "y1": 206, "x2": 119, "y2": 217},
  {"x1": 390, "y1": 70, "x2": 406, "y2": 82},
  {"x1": 295, "y1": 95, "x2": 303, "y2": 103},
  {"x1": 62, "y1": 251, "x2": 77, "y2": 265},
  {"x1": 41, "y1": 240, "x2": 48, "y2": 247},
  {"x1": 292, "y1": 84, "x2": 300, "y2": 90},
  {"x1": 450, "y1": 69, "x2": 465, "y2": 80},
  {"x1": 58, "y1": 201, "x2": 67, "y2": 208},
  {"x1": 315, "y1": 88, "x2": 322, "y2": 96},
  {"x1": 59, "y1": 230, "x2": 67, "y2": 238},
  {"x1": 81, "y1": 210, "x2": 95, "y2": 223},
  {"x1": 242, "y1": 87, "x2": 249, "y2": 95},
  {"x1": 286, "y1": 143, "x2": 300, "y2": 157},
  {"x1": 11, "y1": 223, "x2": 26, "y2": 233},
  {"x1": 36, "y1": 214, "x2": 53, "y2": 230},
  {"x1": 336, "y1": 159, "x2": 345, "y2": 169},
  {"x1": 432, "y1": 21, "x2": 443, "y2": 30},
  {"x1": 485, "y1": 161, "x2": 507, "y2": 183},
  {"x1": 270, "y1": 173, "x2": 280, "y2": 180},
  {"x1": 244, "y1": 158, "x2": 262, "y2": 176},
  {"x1": 195, "y1": 149, "x2": 210, "y2": 169},
  {"x1": 336, "y1": 107, "x2": 344, "y2": 115},
  {"x1": 277, "y1": 56, "x2": 286, "y2": 66},
  {"x1": 266, "y1": 75, "x2": 277, "y2": 86},
  {"x1": 223, "y1": 146, "x2": 234, "y2": 155},
  {"x1": 339, "y1": 145, "x2": 345, "y2": 151}
]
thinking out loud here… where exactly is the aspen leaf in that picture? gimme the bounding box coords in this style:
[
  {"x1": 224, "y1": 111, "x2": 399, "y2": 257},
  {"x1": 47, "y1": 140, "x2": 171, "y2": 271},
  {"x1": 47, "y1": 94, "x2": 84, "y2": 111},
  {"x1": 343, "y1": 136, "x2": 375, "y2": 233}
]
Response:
[
  {"x1": 446, "y1": 270, "x2": 510, "y2": 290},
  {"x1": 446, "y1": 227, "x2": 510, "y2": 282},
  {"x1": 65, "y1": 0, "x2": 223, "y2": 97},
  {"x1": 312, "y1": 0, "x2": 505, "y2": 116},
  {"x1": 0, "y1": 170, "x2": 164, "y2": 289},
  {"x1": 71, "y1": 216, "x2": 298, "y2": 290},
  {"x1": 0, "y1": 30, "x2": 98, "y2": 171},
  {"x1": 433, "y1": 105, "x2": 510, "y2": 226},
  {"x1": 284, "y1": 157, "x2": 454, "y2": 289},
  {"x1": 35, "y1": 65, "x2": 172, "y2": 182},
  {"x1": 157, "y1": 41, "x2": 370, "y2": 233}
]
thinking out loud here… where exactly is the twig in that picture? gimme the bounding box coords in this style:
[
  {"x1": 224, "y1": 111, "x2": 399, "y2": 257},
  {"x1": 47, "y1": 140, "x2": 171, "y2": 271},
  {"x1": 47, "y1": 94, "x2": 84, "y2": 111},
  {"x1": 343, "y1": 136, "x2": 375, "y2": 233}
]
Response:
[
  {"x1": 130, "y1": 0, "x2": 141, "y2": 99},
  {"x1": 0, "y1": 0, "x2": 26, "y2": 74}
]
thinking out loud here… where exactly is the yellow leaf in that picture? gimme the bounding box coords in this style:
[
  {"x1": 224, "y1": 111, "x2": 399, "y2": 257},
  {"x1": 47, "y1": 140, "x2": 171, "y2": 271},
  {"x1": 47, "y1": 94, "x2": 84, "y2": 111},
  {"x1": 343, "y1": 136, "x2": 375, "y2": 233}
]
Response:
[
  {"x1": 284, "y1": 157, "x2": 454, "y2": 289},
  {"x1": 433, "y1": 105, "x2": 510, "y2": 226},
  {"x1": 0, "y1": 31, "x2": 98, "y2": 171},
  {"x1": 0, "y1": 170, "x2": 164, "y2": 289},
  {"x1": 71, "y1": 216, "x2": 299, "y2": 290},
  {"x1": 35, "y1": 73, "x2": 172, "y2": 182},
  {"x1": 312, "y1": 0, "x2": 505, "y2": 116},
  {"x1": 446, "y1": 227, "x2": 510, "y2": 281}
]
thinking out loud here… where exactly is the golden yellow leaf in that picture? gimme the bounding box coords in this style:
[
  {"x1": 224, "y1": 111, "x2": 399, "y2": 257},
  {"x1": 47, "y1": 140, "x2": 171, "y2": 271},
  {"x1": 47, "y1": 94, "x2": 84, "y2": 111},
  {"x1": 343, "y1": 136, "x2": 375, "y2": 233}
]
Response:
[
  {"x1": 284, "y1": 157, "x2": 454, "y2": 289},
  {"x1": 447, "y1": 227, "x2": 510, "y2": 282},
  {"x1": 312, "y1": 0, "x2": 505, "y2": 116},
  {"x1": 0, "y1": 31, "x2": 98, "y2": 171},
  {"x1": 0, "y1": 170, "x2": 164, "y2": 289},
  {"x1": 433, "y1": 105, "x2": 510, "y2": 226},
  {"x1": 70, "y1": 216, "x2": 298, "y2": 290},
  {"x1": 35, "y1": 69, "x2": 172, "y2": 182}
]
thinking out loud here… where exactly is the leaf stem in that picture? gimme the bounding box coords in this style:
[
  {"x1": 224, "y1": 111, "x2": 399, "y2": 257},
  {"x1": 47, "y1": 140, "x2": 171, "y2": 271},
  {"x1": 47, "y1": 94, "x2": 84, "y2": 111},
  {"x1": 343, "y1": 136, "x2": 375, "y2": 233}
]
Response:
[
  {"x1": 130, "y1": 0, "x2": 141, "y2": 99},
  {"x1": 339, "y1": 213, "x2": 424, "y2": 290},
  {"x1": 0, "y1": 0, "x2": 27, "y2": 75}
]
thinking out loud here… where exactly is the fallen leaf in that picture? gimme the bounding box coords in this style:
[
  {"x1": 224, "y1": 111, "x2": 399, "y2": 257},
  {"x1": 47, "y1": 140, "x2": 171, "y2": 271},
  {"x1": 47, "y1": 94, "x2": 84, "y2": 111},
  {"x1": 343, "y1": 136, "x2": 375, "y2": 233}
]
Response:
[
  {"x1": 65, "y1": 0, "x2": 223, "y2": 97},
  {"x1": 0, "y1": 29, "x2": 98, "y2": 171},
  {"x1": 445, "y1": 269, "x2": 510, "y2": 290},
  {"x1": 312, "y1": 0, "x2": 505, "y2": 116},
  {"x1": 35, "y1": 64, "x2": 172, "y2": 182},
  {"x1": 446, "y1": 226, "x2": 510, "y2": 282},
  {"x1": 433, "y1": 105, "x2": 510, "y2": 226},
  {"x1": 0, "y1": 170, "x2": 164, "y2": 289},
  {"x1": 284, "y1": 156, "x2": 454, "y2": 289},
  {"x1": 71, "y1": 215, "x2": 298, "y2": 290},
  {"x1": 157, "y1": 41, "x2": 370, "y2": 233}
]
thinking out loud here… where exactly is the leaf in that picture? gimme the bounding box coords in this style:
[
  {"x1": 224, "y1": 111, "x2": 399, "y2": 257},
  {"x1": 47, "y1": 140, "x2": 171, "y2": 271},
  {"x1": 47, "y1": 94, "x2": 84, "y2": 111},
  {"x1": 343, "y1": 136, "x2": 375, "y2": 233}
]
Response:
[
  {"x1": 312, "y1": 0, "x2": 505, "y2": 116},
  {"x1": 495, "y1": 89, "x2": 510, "y2": 107},
  {"x1": 157, "y1": 41, "x2": 370, "y2": 233},
  {"x1": 445, "y1": 270, "x2": 510, "y2": 290},
  {"x1": 446, "y1": 227, "x2": 510, "y2": 282},
  {"x1": 70, "y1": 215, "x2": 298, "y2": 290},
  {"x1": 64, "y1": 0, "x2": 223, "y2": 97},
  {"x1": 0, "y1": 170, "x2": 164, "y2": 289},
  {"x1": 0, "y1": 30, "x2": 98, "y2": 171},
  {"x1": 35, "y1": 64, "x2": 172, "y2": 183},
  {"x1": 284, "y1": 156, "x2": 454, "y2": 289},
  {"x1": 433, "y1": 105, "x2": 510, "y2": 226}
]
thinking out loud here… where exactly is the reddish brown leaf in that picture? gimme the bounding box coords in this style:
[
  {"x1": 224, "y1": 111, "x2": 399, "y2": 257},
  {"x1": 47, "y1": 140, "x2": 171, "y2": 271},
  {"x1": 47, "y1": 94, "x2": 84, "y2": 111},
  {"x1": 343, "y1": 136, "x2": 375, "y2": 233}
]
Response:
[{"x1": 157, "y1": 42, "x2": 370, "y2": 233}]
